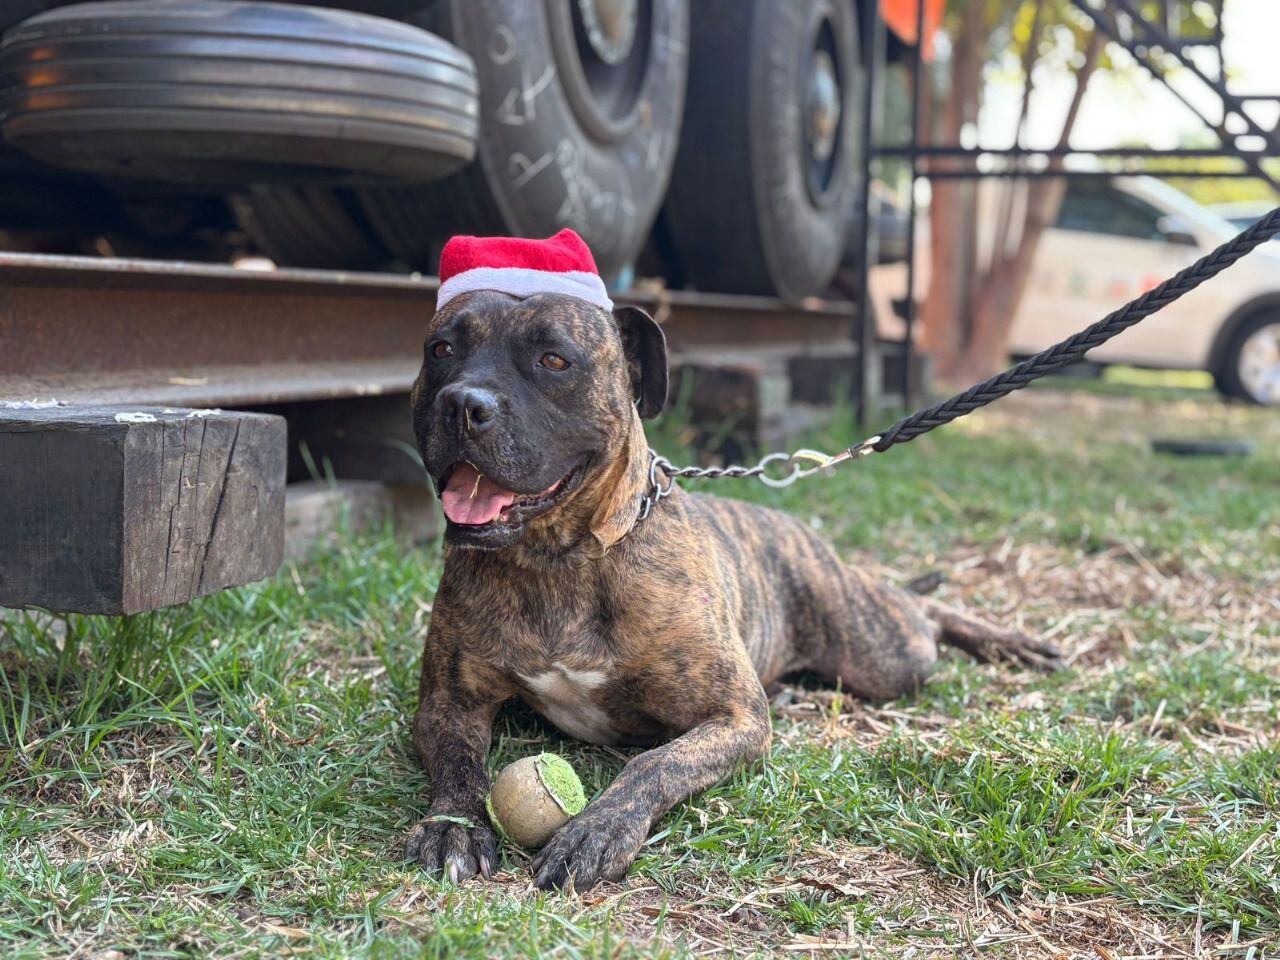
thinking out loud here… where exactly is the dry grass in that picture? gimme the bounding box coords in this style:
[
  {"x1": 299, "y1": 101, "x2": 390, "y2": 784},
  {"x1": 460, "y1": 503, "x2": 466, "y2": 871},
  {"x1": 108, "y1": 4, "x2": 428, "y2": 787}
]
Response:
[{"x1": 2, "y1": 386, "x2": 1277, "y2": 958}]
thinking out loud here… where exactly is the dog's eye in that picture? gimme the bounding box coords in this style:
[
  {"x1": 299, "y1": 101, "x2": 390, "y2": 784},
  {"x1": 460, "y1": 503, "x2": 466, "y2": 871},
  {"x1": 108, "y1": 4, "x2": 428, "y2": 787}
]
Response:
[
  {"x1": 431, "y1": 341, "x2": 453, "y2": 360},
  {"x1": 539, "y1": 352, "x2": 570, "y2": 372}
]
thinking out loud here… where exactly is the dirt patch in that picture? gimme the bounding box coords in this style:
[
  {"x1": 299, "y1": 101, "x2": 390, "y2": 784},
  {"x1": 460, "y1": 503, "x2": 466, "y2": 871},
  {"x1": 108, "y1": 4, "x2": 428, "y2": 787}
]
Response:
[{"x1": 377, "y1": 845, "x2": 1246, "y2": 958}]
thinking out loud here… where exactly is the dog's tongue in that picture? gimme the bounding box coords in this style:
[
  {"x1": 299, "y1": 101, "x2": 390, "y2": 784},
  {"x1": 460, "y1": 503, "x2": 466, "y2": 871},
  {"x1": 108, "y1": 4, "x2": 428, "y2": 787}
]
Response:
[{"x1": 441, "y1": 464, "x2": 516, "y2": 525}]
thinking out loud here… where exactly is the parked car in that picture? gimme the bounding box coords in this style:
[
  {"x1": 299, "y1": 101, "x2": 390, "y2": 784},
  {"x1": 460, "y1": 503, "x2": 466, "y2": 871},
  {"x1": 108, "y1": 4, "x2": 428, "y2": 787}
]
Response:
[
  {"x1": 1011, "y1": 177, "x2": 1280, "y2": 405},
  {"x1": 1207, "y1": 200, "x2": 1277, "y2": 232}
]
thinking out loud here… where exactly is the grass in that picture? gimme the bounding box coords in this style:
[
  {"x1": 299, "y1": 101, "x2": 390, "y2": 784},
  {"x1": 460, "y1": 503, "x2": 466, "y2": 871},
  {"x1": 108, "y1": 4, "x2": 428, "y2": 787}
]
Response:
[{"x1": 2, "y1": 386, "x2": 1278, "y2": 958}]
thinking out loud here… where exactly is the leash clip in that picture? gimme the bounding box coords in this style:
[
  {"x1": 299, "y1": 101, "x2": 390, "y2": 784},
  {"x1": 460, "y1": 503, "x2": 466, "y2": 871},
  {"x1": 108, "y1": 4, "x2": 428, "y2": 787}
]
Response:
[
  {"x1": 756, "y1": 449, "x2": 832, "y2": 488},
  {"x1": 756, "y1": 437, "x2": 881, "y2": 489},
  {"x1": 636, "y1": 435, "x2": 883, "y2": 524}
]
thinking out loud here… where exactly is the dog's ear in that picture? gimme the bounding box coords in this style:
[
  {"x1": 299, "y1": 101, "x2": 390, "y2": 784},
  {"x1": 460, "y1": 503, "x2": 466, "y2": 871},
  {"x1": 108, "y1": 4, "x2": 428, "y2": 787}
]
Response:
[{"x1": 614, "y1": 305, "x2": 668, "y2": 419}]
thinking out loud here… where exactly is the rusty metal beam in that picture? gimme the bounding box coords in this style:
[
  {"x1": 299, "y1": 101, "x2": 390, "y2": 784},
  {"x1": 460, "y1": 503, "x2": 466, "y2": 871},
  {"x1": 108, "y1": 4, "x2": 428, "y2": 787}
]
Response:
[{"x1": 0, "y1": 253, "x2": 852, "y2": 407}]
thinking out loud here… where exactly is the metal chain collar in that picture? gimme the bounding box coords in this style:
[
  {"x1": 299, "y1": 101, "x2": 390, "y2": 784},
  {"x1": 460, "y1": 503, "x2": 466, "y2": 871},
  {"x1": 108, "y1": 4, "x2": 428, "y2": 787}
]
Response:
[{"x1": 637, "y1": 437, "x2": 881, "y2": 522}]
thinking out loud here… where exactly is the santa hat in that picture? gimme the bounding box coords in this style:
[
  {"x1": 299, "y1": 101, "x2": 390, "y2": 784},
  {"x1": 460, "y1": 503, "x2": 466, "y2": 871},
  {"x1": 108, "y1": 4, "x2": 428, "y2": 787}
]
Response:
[{"x1": 436, "y1": 228, "x2": 613, "y2": 313}]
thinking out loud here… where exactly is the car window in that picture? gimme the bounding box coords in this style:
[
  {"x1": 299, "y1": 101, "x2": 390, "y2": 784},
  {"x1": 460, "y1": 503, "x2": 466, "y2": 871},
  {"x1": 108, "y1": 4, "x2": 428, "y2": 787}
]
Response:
[{"x1": 1055, "y1": 182, "x2": 1165, "y2": 241}]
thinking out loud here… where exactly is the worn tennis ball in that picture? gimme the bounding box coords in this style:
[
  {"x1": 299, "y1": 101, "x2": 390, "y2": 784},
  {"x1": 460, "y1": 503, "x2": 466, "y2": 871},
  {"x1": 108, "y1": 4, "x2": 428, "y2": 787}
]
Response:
[{"x1": 485, "y1": 753, "x2": 586, "y2": 849}]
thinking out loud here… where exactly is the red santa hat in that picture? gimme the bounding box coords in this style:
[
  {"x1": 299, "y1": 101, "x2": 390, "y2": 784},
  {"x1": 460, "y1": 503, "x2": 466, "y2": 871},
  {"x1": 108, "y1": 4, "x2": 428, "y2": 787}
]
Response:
[{"x1": 436, "y1": 228, "x2": 613, "y2": 313}]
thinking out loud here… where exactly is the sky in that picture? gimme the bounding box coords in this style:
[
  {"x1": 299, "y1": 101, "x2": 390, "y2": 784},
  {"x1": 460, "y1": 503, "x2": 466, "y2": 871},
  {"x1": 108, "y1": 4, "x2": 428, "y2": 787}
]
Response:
[{"x1": 978, "y1": 0, "x2": 1279, "y2": 152}]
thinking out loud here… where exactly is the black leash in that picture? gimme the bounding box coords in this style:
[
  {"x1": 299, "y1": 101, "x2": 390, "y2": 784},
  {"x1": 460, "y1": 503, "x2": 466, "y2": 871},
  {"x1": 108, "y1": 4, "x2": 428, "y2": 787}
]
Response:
[
  {"x1": 642, "y1": 205, "x2": 1280, "y2": 509},
  {"x1": 873, "y1": 205, "x2": 1280, "y2": 452}
]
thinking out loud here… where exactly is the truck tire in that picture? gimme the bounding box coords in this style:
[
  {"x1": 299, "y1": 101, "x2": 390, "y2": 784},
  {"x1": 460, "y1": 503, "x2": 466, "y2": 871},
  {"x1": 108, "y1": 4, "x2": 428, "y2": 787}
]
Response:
[
  {"x1": 1, "y1": 2, "x2": 60, "y2": 32},
  {"x1": 357, "y1": 0, "x2": 689, "y2": 277},
  {"x1": 663, "y1": 0, "x2": 861, "y2": 301},
  {"x1": 1214, "y1": 309, "x2": 1280, "y2": 406},
  {"x1": 274, "y1": 0, "x2": 426, "y2": 13},
  {"x1": 229, "y1": 186, "x2": 389, "y2": 269},
  {"x1": 0, "y1": 1, "x2": 479, "y2": 184}
]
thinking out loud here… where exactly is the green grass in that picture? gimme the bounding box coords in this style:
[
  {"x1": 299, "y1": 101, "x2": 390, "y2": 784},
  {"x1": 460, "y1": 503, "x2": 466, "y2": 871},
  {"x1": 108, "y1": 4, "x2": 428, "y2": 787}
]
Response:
[{"x1": 2, "y1": 389, "x2": 1278, "y2": 957}]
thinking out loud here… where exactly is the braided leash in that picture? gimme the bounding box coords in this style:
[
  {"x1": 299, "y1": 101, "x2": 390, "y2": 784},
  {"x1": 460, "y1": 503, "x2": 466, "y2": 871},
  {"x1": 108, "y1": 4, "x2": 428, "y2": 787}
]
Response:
[
  {"x1": 874, "y1": 205, "x2": 1280, "y2": 450},
  {"x1": 642, "y1": 205, "x2": 1280, "y2": 510}
]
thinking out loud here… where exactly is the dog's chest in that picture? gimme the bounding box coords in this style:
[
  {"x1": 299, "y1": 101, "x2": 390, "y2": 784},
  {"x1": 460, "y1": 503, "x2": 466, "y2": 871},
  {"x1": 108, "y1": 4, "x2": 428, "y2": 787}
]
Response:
[{"x1": 517, "y1": 662, "x2": 619, "y2": 745}]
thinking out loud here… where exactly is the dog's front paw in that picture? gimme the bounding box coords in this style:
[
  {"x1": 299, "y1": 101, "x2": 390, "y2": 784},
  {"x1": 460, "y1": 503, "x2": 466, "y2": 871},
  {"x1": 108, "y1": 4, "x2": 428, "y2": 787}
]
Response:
[
  {"x1": 405, "y1": 810, "x2": 498, "y2": 883},
  {"x1": 530, "y1": 805, "x2": 647, "y2": 891}
]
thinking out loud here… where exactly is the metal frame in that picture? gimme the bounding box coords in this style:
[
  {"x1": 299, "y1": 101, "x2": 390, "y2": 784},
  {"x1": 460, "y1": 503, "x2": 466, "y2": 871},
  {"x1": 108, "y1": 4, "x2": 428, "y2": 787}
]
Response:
[
  {"x1": 853, "y1": 0, "x2": 1279, "y2": 420},
  {"x1": 854, "y1": 0, "x2": 884, "y2": 420},
  {"x1": 0, "y1": 253, "x2": 857, "y2": 407}
]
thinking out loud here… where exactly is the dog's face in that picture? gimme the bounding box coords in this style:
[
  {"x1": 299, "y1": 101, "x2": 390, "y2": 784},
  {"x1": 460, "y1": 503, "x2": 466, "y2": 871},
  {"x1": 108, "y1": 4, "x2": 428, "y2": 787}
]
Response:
[{"x1": 412, "y1": 290, "x2": 667, "y2": 550}]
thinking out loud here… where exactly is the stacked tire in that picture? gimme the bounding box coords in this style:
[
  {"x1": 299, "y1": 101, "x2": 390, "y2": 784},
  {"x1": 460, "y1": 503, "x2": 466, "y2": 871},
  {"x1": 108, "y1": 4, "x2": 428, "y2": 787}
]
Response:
[
  {"x1": 2, "y1": 0, "x2": 861, "y2": 300},
  {"x1": 0, "y1": 1, "x2": 479, "y2": 183},
  {"x1": 0, "y1": 2, "x2": 62, "y2": 32},
  {"x1": 661, "y1": 0, "x2": 862, "y2": 301},
  {"x1": 0, "y1": 1, "x2": 58, "y2": 169},
  {"x1": 355, "y1": 0, "x2": 691, "y2": 278},
  {"x1": 228, "y1": 186, "x2": 387, "y2": 270},
  {"x1": 0, "y1": 0, "x2": 480, "y2": 266},
  {"x1": 233, "y1": 0, "x2": 693, "y2": 276}
]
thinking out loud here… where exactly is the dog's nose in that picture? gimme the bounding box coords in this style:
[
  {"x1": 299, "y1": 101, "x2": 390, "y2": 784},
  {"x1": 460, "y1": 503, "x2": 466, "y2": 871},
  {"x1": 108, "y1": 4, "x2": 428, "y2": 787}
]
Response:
[{"x1": 443, "y1": 385, "x2": 498, "y2": 434}]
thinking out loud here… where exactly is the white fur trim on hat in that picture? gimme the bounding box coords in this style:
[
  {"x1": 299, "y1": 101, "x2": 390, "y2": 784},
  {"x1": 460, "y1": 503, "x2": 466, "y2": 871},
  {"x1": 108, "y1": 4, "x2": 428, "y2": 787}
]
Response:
[{"x1": 436, "y1": 267, "x2": 614, "y2": 312}]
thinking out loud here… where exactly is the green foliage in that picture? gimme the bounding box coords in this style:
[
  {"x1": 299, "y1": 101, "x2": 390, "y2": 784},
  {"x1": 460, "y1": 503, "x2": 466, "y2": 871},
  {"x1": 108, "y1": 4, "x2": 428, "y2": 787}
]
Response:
[{"x1": 946, "y1": 0, "x2": 1218, "y2": 68}]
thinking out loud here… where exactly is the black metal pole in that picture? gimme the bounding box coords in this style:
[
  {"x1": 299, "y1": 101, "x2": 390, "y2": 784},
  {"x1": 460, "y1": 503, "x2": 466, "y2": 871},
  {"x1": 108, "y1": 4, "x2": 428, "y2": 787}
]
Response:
[
  {"x1": 877, "y1": 145, "x2": 1267, "y2": 159},
  {"x1": 1068, "y1": 0, "x2": 1280, "y2": 190},
  {"x1": 900, "y1": 0, "x2": 926, "y2": 409},
  {"x1": 1214, "y1": 0, "x2": 1225, "y2": 85},
  {"x1": 922, "y1": 167, "x2": 1259, "y2": 179},
  {"x1": 854, "y1": 0, "x2": 882, "y2": 426},
  {"x1": 1111, "y1": 0, "x2": 1280, "y2": 153}
]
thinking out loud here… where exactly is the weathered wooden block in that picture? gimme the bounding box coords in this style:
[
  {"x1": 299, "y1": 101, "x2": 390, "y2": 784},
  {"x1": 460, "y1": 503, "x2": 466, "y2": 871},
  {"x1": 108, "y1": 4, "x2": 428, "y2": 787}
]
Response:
[{"x1": 0, "y1": 405, "x2": 286, "y2": 614}]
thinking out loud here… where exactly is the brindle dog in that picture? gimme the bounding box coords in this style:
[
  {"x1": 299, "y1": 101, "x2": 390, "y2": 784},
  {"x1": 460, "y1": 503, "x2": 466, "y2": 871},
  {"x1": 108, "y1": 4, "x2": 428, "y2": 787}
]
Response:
[{"x1": 405, "y1": 290, "x2": 1061, "y2": 890}]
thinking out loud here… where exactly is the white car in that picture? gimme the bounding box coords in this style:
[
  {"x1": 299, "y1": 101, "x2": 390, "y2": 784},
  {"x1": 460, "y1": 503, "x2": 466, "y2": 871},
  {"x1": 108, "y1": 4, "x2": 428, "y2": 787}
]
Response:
[
  {"x1": 1208, "y1": 200, "x2": 1277, "y2": 233},
  {"x1": 1012, "y1": 177, "x2": 1280, "y2": 405}
]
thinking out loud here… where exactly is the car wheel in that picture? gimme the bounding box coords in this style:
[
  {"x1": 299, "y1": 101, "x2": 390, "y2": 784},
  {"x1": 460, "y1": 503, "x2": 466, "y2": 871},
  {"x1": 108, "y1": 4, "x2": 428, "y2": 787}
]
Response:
[
  {"x1": 229, "y1": 186, "x2": 389, "y2": 269},
  {"x1": 1216, "y1": 310, "x2": 1280, "y2": 405},
  {"x1": 662, "y1": 0, "x2": 861, "y2": 301},
  {"x1": 0, "y1": 0, "x2": 479, "y2": 184},
  {"x1": 357, "y1": 0, "x2": 690, "y2": 277}
]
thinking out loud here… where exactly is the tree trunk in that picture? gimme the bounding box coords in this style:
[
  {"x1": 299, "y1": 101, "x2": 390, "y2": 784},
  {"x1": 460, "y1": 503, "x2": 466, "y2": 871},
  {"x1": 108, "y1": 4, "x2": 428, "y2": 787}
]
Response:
[
  {"x1": 919, "y1": 0, "x2": 985, "y2": 375},
  {"x1": 947, "y1": 28, "x2": 1104, "y2": 384},
  {"x1": 988, "y1": 1, "x2": 1044, "y2": 274}
]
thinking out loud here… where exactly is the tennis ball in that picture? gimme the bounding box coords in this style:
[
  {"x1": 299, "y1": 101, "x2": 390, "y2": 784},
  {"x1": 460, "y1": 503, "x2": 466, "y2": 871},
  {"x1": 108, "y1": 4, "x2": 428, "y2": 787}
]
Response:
[{"x1": 485, "y1": 753, "x2": 586, "y2": 849}]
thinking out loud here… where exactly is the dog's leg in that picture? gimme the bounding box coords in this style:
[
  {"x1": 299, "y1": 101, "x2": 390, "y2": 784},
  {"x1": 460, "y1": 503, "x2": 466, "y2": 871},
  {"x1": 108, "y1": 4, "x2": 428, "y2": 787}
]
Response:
[
  {"x1": 793, "y1": 565, "x2": 943, "y2": 700},
  {"x1": 404, "y1": 665, "x2": 507, "y2": 883},
  {"x1": 531, "y1": 677, "x2": 771, "y2": 891},
  {"x1": 916, "y1": 595, "x2": 1064, "y2": 671},
  {"x1": 798, "y1": 564, "x2": 1062, "y2": 699}
]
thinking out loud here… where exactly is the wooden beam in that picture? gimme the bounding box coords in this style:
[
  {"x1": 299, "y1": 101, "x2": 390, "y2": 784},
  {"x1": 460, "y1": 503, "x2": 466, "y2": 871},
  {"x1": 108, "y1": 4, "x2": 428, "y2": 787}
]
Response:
[{"x1": 0, "y1": 404, "x2": 286, "y2": 614}]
